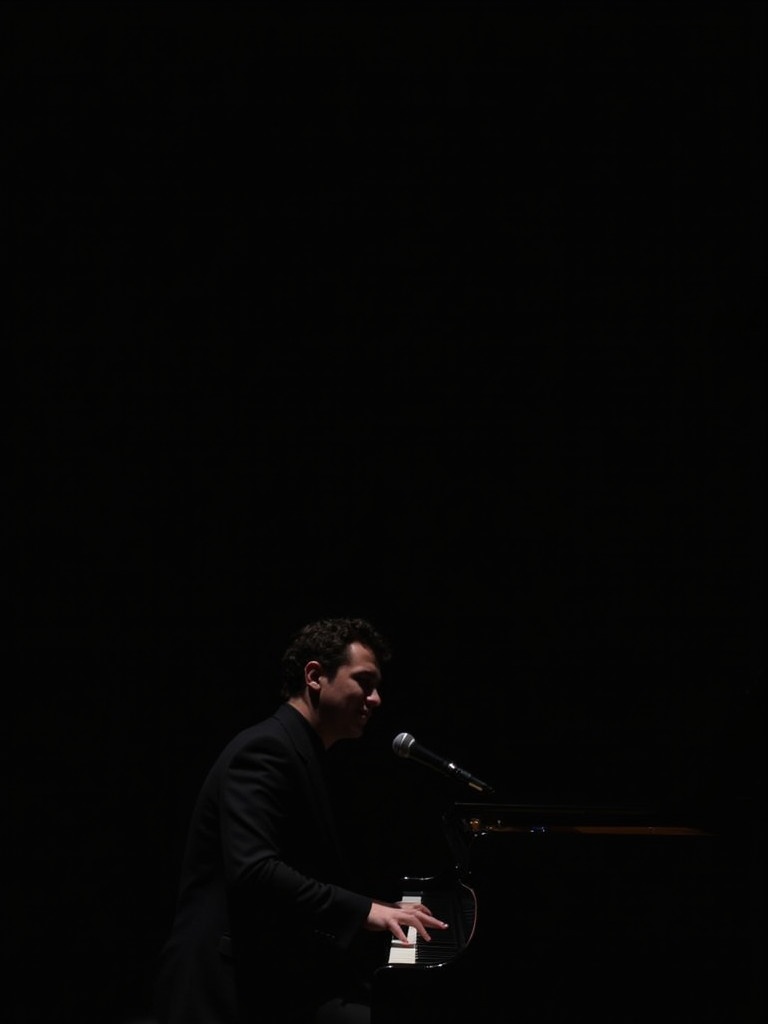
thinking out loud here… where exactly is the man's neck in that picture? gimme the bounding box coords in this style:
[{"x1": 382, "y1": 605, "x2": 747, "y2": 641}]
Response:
[{"x1": 286, "y1": 695, "x2": 330, "y2": 748}]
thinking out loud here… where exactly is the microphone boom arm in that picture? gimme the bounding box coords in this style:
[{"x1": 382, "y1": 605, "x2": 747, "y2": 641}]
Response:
[{"x1": 392, "y1": 732, "x2": 495, "y2": 794}]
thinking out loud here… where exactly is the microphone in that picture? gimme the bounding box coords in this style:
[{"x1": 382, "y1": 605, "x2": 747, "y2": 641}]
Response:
[{"x1": 392, "y1": 732, "x2": 495, "y2": 794}]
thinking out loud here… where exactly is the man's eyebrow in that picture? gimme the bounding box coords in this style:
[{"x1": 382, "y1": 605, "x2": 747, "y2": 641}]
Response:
[{"x1": 354, "y1": 669, "x2": 381, "y2": 682}]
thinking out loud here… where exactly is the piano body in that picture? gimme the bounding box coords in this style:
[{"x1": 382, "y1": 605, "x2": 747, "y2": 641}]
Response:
[{"x1": 373, "y1": 802, "x2": 758, "y2": 1024}]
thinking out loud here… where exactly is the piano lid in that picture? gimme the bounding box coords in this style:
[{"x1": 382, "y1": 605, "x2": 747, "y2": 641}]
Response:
[{"x1": 445, "y1": 800, "x2": 715, "y2": 835}]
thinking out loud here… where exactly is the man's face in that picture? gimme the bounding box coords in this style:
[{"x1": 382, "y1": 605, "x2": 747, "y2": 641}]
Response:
[{"x1": 318, "y1": 641, "x2": 382, "y2": 744}]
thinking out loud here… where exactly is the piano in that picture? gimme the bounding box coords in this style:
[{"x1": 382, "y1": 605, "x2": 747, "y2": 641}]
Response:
[{"x1": 372, "y1": 802, "x2": 759, "y2": 1024}]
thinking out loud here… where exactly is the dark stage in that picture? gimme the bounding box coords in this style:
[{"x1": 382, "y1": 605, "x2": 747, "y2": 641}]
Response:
[{"x1": 8, "y1": 3, "x2": 765, "y2": 1022}]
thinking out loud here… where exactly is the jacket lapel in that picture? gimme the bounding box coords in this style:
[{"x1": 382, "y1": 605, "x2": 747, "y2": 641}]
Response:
[{"x1": 273, "y1": 704, "x2": 349, "y2": 874}]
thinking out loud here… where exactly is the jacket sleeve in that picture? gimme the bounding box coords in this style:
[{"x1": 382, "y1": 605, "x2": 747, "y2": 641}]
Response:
[{"x1": 220, "y1": 731, "x2": 372, "y2": 951}]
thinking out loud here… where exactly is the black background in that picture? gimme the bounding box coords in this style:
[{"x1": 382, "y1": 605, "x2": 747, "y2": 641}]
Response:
[{"x1": 8, "y1": 3, "x2": 765, "y2": 1022}]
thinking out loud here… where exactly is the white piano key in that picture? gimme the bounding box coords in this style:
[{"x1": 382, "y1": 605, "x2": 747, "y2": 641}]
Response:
[
  {"x1": 387, "y1": 893, "x2": 422, "y2": 964},
  {"x1": 388, "y1": 926, "x2": 417, "y2": 963}
]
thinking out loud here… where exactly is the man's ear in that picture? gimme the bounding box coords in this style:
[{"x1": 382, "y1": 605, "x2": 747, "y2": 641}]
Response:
[{"x1": 305, "y1": 660, "x2": 324, "y2": 691}]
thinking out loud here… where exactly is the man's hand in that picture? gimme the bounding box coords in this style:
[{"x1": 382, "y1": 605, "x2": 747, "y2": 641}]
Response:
[{"x1": 364, "y1": 899, "x2": 449, "y2": 945}]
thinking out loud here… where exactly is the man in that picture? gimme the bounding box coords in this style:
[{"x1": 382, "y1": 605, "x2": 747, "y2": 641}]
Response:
[{"x1": 154, "y1": 616, "x2": 447, "y2": 1023}]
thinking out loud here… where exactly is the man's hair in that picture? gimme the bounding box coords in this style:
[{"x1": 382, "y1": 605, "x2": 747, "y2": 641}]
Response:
[{"x1": 280, "y1": 617, "x2": 392, "y2": 698}]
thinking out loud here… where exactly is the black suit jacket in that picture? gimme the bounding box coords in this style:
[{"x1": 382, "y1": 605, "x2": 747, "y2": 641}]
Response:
[{"x1": 155, "y1": 703, "x2": 375, "y2": 1024}]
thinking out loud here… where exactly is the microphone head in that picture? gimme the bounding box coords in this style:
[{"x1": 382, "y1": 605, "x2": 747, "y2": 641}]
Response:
[{"x1": 392, "y1": 732, "x2": 415, "y2": 758}]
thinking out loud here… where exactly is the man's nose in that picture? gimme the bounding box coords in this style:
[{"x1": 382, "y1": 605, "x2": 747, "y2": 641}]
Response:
[{"x1": 366, "y1": 688, "x2": 382, "y2": 708}]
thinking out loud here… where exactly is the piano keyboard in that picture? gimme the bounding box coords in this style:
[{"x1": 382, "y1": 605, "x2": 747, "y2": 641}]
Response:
[{"x1": 387, "y1": 884, "x2": 477, "y2": 967}]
